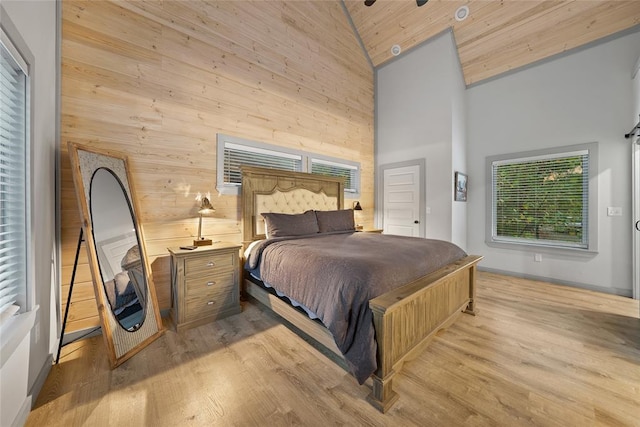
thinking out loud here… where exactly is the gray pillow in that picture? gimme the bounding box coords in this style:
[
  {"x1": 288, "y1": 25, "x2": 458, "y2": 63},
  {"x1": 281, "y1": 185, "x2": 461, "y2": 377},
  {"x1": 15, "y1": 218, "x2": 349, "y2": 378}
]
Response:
[
  {"x1": 261, "y1": 210, "x2": 319, "y2": 238},
  {"x1": 315, "y1": 209, "x2": 355, "y2": 233}
]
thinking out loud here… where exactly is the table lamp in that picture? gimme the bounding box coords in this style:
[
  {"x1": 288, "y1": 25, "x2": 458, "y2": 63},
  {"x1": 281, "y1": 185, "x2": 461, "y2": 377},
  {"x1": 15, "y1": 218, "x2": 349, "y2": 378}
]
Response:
[
  {"x1": 194, "y1": 196, "x2": 215, "y2": 246},
  {"x1": 353, "y1": 201, "x2": 363, "y2": 230}
]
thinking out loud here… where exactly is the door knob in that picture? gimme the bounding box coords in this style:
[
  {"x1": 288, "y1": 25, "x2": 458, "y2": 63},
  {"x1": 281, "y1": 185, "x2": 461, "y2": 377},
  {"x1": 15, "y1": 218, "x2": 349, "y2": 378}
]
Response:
[{"x1": 414, "y1": 220, "x2": 419, "y2": 224}]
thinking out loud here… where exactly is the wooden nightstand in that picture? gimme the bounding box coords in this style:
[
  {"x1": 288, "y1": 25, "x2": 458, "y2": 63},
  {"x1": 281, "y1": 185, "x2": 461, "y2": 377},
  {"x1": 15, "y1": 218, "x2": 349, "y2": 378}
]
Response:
[{"x1": 168, "y1": 242, "x2": 242, "y2": 332}]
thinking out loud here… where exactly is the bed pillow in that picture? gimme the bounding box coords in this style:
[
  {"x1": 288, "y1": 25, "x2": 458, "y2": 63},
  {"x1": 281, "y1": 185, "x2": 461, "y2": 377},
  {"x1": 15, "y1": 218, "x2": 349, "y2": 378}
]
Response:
[
  {"x1": 315, "y1": 209, "x2": 355, "y2": 233},
  {"x1": 114, "y1": 271, "x2": 133, "y2": 296},
  {"x1": 261, "y1": 210, "x2": 319, "y2": 238}
]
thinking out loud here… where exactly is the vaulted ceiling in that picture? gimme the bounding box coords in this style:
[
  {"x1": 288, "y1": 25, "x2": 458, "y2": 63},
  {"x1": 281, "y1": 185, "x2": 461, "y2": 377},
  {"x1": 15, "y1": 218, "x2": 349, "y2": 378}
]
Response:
[{"x1": 344, "y1": 0, "x2": 640, "y2": 85}]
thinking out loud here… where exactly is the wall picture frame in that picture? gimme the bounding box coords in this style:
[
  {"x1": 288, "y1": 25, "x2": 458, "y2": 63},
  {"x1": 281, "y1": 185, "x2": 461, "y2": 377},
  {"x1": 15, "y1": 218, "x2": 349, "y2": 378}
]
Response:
[{"x1": 455, "y1": 172, "x2": 467, "y2": 202}]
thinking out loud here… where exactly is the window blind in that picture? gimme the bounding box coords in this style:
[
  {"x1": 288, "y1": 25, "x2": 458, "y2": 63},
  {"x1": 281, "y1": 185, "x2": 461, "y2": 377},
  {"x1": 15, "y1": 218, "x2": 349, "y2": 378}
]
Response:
[
  {"x1": 217, "y1": 134, "x2": 361, "y2": 196},
  {"x1": 311, "y1": 158, "x2": 359, "y2": 193},
  {"x1": 223, "y1": 142, "x2": 302, "y2": 185},
  {"x1": 492, "y1": 150, "x2": 589, "y2": 248},
  {"x1": 0, "y1": 37, "x2": 28, "y2": 321}
]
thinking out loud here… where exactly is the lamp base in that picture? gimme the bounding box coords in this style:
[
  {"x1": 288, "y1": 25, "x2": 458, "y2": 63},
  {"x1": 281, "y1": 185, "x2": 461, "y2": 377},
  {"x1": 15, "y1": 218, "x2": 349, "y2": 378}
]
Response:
[{"x1": 193, "y1": 238, "x2": 212, "y2": 246}]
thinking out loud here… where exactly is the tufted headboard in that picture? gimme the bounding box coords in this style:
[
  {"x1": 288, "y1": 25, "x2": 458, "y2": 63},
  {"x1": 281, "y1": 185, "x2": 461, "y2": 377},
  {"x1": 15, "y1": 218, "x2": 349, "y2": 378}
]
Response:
[{"x1": 241, "y1": 166, "x2": 345, "y2": 248}]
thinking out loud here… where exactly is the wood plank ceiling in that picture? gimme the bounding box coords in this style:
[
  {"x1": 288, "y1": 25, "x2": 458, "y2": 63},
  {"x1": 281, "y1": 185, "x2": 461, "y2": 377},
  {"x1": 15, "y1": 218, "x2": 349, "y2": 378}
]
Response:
[{"x1": 344, "y1": 0, "x2": 640, "y2": 85}]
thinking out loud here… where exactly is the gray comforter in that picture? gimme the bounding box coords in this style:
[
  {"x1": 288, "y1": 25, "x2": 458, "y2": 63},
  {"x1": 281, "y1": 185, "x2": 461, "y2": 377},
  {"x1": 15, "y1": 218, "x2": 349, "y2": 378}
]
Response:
[{"x1": 245, "y1": 231, "x2": 467, "y2": 384}]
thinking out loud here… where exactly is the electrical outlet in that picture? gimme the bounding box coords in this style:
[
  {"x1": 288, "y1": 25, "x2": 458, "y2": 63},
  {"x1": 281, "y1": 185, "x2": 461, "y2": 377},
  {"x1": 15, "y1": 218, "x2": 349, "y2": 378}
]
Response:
[
  {"x1": 534, "y1": 253, "x2": 542, "y2": 262},
  {"x1": 426, "y1": 207, "x2": 432, "y2": 214},
  {"x1": 607, "y1": 207, "x2": 622, "y2": 216}
]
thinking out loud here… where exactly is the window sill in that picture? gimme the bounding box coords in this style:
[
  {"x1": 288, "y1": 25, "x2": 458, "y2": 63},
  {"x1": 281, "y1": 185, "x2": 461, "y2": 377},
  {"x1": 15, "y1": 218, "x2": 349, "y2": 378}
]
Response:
[
  {"x1": 216, "y1": 185, "x2": 240, "y2": 196},
  {"x1": 0, "y1": 305, "x2": 38, "y2": 369},
  {"x1": 485, "y1": 240, "x2": 598, "y2": 257},
  {"x1": 216, "y1": 184, "x2": 360, "y2": 199}
]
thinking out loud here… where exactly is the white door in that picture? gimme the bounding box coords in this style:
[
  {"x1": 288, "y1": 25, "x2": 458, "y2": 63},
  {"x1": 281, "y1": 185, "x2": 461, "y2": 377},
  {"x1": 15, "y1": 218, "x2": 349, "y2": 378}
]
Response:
[{"x1": 383, "y1": 165, "x2": 421, "y2": 237}]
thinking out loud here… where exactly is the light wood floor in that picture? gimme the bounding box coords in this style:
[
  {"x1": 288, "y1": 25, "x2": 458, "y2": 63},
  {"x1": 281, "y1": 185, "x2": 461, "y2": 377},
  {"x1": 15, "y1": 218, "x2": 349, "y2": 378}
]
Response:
[{"x1": 27, "y1": 272, "x2": 640, "y2": 427}]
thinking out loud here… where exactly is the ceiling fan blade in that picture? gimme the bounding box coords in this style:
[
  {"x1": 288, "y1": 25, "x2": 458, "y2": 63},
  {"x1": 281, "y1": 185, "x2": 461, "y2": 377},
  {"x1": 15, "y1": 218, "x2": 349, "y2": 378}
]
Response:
[{"x1": 365, "y1": 0, "x2": 425, "y2": 6}]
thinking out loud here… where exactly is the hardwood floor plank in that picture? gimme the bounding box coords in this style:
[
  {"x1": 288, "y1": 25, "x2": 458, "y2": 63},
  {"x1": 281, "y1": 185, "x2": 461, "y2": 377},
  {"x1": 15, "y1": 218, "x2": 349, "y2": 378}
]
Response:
[{"x1": 28, "y1": 272, "x2": 640, "y2": 426}]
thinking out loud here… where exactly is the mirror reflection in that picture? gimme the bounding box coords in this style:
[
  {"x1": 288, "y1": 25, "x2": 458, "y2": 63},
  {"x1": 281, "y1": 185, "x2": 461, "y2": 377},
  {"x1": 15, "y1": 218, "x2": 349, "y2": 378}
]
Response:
[{"x1": 90, "y1": 168, "x2": 146, "y2": 331}]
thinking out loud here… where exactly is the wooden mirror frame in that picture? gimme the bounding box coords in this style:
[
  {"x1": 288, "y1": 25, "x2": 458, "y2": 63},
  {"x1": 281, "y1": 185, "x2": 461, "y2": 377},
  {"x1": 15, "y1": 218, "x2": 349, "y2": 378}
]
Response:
[{"x1": 68, "y1": 142, "x2": 164, "y2": 368}]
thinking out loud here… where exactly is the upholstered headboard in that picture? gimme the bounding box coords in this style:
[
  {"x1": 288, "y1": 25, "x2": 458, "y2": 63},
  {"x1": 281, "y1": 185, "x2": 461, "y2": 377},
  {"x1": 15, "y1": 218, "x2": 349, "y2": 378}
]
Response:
[{"x1": 241, "y1": 166, "x2": 345, "y2": 247}]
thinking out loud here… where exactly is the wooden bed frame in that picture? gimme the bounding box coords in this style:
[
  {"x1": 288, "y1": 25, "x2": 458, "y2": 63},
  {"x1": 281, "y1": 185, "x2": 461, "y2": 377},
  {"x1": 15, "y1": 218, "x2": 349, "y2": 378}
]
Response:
[{"x1": 241, "y1": 166, "x2": 482, "y2": 412}]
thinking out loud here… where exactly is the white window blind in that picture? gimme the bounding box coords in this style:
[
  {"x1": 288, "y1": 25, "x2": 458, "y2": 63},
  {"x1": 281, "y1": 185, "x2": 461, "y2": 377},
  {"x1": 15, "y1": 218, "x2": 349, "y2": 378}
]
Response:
[
  {"x1": 223, "y1": 141, "x2": 302, "y2": 186},
  {"x1": 311, "y1": 158, "x2": 359, "y2": 193},
  {"x1": 491, "y1": 150, "x2": 589, "y2": 249},
  {"x1": 217, "y1": 134, "x2": 361, "y2": 197},
  {"x1": 0, "y1": 35, "x2": 28, "y2": 322}
]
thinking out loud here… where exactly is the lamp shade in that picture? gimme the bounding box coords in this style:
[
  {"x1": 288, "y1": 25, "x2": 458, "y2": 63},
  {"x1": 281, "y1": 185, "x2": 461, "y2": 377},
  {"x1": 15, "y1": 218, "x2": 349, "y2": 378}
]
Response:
[
  {"x1": 353, "y1": 201, "x2": 363, "y2": 211},
  {"x1": 198, "y1": 197, "x2": 215, "y2": 214}
]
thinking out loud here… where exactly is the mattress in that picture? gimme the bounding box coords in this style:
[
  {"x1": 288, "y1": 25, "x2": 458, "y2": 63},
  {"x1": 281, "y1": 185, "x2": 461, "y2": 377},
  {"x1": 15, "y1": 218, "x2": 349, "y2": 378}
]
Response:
[{"x1": 245, "y1": 231, "x2": 467, "y2": 383}]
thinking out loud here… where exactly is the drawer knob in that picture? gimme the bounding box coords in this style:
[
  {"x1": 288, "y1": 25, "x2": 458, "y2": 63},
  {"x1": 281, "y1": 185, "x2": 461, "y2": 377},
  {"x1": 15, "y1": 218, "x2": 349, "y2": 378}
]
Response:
[
  {"x1": 207, "y1": 301, "x2": 215, "y2": 306},
  {"x1": 206, "y1": 281, "x2": 216, "y2": 287},
  {"x1": 207, "y1": 261, "x2": 215, "y2": 267}
]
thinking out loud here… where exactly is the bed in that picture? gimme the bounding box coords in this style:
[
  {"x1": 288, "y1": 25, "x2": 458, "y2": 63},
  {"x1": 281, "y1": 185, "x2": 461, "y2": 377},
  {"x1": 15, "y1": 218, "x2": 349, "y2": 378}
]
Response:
[
  {"x1": 241, "y1": 166, "x2": 482, "y2": 412},
  {"x1": 102, "y1": 244, "x2": 146, "y2": 331}
]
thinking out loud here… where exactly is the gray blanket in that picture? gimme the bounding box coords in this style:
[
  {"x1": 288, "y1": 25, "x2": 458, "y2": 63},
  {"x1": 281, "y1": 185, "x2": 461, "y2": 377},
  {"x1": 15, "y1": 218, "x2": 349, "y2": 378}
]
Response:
[{"x1": 245, "y1": 231, "x2": 467, "y2": 384}]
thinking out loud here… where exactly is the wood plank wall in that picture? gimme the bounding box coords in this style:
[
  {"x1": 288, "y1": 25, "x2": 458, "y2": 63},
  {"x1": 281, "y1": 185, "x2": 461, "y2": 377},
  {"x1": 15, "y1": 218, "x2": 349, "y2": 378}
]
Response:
[
  {"x1": 345, "y1": 0, "x2": 640, "y2": 85},
  {"x1": 61, "y1": 0, "x2": 374, "y2": 333}
]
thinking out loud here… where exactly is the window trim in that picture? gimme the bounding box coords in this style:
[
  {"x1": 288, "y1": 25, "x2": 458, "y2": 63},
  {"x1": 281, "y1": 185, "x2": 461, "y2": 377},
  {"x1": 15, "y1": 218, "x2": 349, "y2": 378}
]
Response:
[
  {"x1": 485, "y1": 142, "x2": 598, "y2": 254},
  {"x1": 216, "y1": 133, "x2": 361, "y2": 198},
  {"x1": 0, "y1": 4, "x2": 36, "y2": 366},
  {"x1": 0, "y1": 22, "x2": 33, "y2": 317}
]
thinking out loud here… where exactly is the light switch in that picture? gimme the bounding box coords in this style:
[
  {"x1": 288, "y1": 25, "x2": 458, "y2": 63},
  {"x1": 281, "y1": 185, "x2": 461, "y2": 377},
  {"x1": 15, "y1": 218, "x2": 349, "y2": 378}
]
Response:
[{"x1": 607, "y1": 207, "x2": 622, "y2": 216}]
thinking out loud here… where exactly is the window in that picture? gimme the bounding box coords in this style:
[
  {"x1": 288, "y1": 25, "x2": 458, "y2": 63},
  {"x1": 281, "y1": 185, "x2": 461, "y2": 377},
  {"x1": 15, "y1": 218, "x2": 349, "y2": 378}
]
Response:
[
  {"x1": 310, "y1": 157, "x2": 359, "y2": 194},
  {"x1": 217, "y1": 134, "x2": 360, "y2": 196},
  {"x1": 0, "y1": 29, "x2": 29, "y2": 324},
  {"x1": 487, "y1": 143, "x2": 598, "y2": 252},
  {"x1": 223, "y1": 141, "x2": 302, "y2": 187}
]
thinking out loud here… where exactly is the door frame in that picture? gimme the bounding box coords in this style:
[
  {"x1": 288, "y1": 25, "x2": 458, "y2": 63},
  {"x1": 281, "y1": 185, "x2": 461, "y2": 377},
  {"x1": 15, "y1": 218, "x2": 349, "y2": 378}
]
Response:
[
  {"x1": 633, "y1": 138, "x2": 639, "y2": 300},
  {"x1": 632, "y1": 55, "x2": 640, "y2": 301},
  {"x1": 377, "y1": 159, "x2": 426, "y2": 237}
]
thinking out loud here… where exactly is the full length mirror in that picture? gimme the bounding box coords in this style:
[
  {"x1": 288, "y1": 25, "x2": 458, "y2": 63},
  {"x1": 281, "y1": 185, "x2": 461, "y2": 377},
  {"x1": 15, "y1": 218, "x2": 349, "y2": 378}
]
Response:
[
  {"x1": 90, "y1": 168, "x2": 145, "y2": 331},
  {"x1": 68, "y1": 142, "x2": 163, "y2": 368}
]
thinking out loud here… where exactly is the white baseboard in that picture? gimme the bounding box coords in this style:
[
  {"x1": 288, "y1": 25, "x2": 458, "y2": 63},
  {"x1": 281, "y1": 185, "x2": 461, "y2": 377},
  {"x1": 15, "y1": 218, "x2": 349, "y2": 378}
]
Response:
[
  {"x1": 478, "y1": 267, "x2": 633, "y2": 298},
  {"x1": 28, "y1": 354, "x2": 53, "y2": 411},
  {"x1": 12, "y1": 394, "x2": 32, "y2": 427}
]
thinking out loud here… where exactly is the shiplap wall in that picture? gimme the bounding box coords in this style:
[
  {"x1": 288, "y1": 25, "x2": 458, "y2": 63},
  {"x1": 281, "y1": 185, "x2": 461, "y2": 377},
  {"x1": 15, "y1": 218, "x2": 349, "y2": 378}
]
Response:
[
  {"x1": 61, "y1": 1, "x2": 374, "y2": 333},
  {"x1": 345, "y1": 0, "x2": 640, "y2": 85}
]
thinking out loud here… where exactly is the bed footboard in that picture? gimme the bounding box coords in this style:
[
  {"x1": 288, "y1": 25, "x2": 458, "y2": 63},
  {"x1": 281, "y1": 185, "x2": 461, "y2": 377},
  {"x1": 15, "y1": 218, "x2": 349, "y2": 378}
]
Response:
[{"x1": 367, "y1": 255, "x2": 482, "y2": 412}]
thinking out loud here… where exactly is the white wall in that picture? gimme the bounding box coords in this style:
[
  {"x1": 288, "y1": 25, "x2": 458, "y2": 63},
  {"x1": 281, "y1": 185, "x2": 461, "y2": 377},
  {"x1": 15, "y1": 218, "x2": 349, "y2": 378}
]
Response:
[
  {"x1": 376, "y1": 31, "x2": 467, "y2": 247},
  {"x1": 91, "y1": 169, "x2": 136, "y2": 243},
  {"x1": 450, "y1": 41, "x2": 467, "y2": 249},
  {"x1": 0, "y1": 1, "x2": 58, "y2": 426},
  {"x1": 467, "y1": 30, "x2": 640, "y2": 296}
]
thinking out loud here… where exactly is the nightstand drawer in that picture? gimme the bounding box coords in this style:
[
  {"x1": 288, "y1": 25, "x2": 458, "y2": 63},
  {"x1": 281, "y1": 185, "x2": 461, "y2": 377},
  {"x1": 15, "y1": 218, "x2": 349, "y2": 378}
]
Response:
[
  {"x1": 184, "y1": 251, "x2": 235, "y2": 277},
  {"x1": 185, "y1": 270, "x2": 235, "y2": 297},
  {"x1": 185, "y1": 285, "x2": 238, "y2": 322}
]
